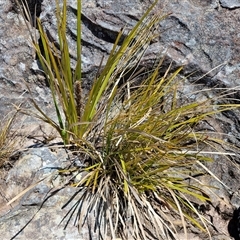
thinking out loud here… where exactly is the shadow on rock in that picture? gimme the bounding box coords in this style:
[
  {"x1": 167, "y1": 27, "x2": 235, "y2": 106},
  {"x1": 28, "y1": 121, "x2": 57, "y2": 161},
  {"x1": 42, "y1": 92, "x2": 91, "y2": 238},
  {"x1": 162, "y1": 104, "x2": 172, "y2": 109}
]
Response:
[{"x1": 228, "y1": 207, "x2": 240, "y2": 240}]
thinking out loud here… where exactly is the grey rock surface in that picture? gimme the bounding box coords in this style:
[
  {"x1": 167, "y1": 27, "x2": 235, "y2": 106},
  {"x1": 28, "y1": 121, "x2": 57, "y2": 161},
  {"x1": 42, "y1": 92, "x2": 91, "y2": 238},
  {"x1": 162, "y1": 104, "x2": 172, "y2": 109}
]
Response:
[
  {"x1": 0, "y1": 0, "x2": 59, "y2": 145},
  {"x1": 0, "y1": 0, "x2": 33, "y2": 115},
  {"x1": 220, "y1": 0, "x2": 240, "y2": 8},
  {"x1": 40, "y1": 0, "x2": 240, "y2": 89},
  {"x1": 0, "y1": 147, "x2": 101, "y2": 240},
  {"x1": 0, "y1": 187, "x2": 81, "y2": 240}
]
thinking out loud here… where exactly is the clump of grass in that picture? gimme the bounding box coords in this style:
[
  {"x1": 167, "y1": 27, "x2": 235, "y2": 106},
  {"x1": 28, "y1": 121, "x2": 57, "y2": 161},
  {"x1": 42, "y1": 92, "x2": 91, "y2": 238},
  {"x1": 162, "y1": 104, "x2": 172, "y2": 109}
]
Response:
[
  {"x1": 60, "y1": 67, "x2": 239, "y2": 240},
  {"x1": 19, "y1": 0, "x2": 240, "y2": 239},
  {"x1": 0, "y1": 111, "x2": 18, "y2": 167}
]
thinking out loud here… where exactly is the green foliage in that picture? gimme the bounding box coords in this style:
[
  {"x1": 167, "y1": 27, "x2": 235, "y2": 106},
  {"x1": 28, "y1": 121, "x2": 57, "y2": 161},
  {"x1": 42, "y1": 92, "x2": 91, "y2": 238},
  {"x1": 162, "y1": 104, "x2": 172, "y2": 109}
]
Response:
[
  {"x1": 0, "y1": 110, "x2": 18, "y2": 167},
  {"x1": 29, "y1": 0, "x2": 164, "y2": 145},
  {"x1": 22, "y1": 0, "x2": 240, "y2": 239}
]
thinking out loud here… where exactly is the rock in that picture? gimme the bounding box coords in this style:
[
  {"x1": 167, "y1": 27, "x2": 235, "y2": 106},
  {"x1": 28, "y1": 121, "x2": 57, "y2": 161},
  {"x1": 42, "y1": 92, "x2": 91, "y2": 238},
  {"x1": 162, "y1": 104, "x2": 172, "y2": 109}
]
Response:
[
  {"x1": 0, "y1": 186, "x2": 83, "y2": 240},
  {"x1": 0, "y1": 147, "x2": 102, "y2": 240},
  {"x1": 40, "y1": 0, "x2": 240, "y2": 89},
  {"x1": 220, "y1": 0, "x2": 240, "y2": 9},
  {"x1": 157, "y1": 0, "x2": 240, "y2": 88},
  {"x1": 0, "y1": 0, "x2": 60, "y2": 149},
  {"x1": 0, "y1": 0, "x2": 34, "y2": 115}
]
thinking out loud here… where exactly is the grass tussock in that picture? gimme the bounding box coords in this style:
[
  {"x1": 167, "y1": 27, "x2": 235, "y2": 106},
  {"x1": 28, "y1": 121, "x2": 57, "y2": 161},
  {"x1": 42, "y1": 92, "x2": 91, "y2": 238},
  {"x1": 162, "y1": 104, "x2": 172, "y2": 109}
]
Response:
[
  {"x1": 0, "y1": 111, "x2": 18, "y2": 168},
  {"x1": 18, "y1": 0, "x2": 240, "y2": 239}
]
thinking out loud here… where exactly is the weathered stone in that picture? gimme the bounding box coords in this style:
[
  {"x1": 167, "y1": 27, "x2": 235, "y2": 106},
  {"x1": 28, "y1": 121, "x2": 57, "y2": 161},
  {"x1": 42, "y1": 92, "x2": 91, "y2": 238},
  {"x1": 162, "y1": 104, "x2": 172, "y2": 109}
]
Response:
[
  {"x1": 0, "y1": 0, "x2": 33, "y2": 115},
  {"x1": 0, "y1": 0, "x2": 60, "y2": 146},
  {"x1": 0, "y1": 186, "x2": 83, "y2": 240},
  {"x1": 40, "y1": 0, "x2": 240, "y2": 89},
  {"x1": 0, "y1": 147, "x2": 100, "y2": 240},
  {"x1": 220, "y1": 0, "x2": 240, "y2": 9},
  {"x1": 157, "y1": 0, "x2": 240, "y2": 88}
]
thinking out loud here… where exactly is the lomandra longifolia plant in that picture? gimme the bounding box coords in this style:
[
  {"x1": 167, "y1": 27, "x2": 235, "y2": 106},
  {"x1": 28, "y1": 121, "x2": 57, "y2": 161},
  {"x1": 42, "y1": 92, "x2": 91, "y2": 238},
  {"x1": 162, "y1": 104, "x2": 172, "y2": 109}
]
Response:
[{"x1": 18, "y1": 0, "x2": 240, "y2": 239}]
